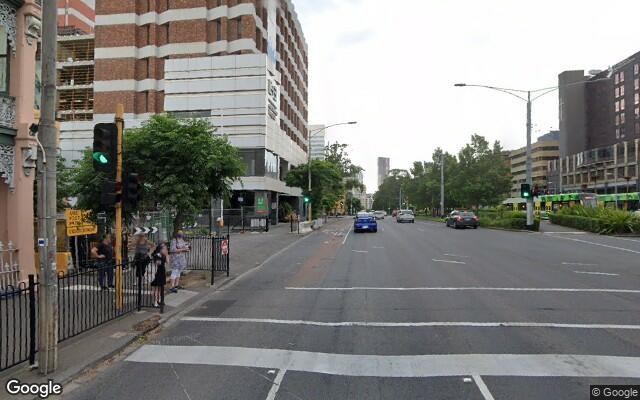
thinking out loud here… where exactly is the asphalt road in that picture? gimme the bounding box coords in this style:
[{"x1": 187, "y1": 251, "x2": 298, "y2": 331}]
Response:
[{"x1": 65, "y1": 218, "x2": 640, "y2": 400}]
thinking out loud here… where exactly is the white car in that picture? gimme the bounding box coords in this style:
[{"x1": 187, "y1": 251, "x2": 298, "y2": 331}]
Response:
[
  {"x1": 373, "y1": 210, "x2": 385, "y2": 220},
  {"x1": 396, "y1": 209, "x2": 415, "y2": 223}
]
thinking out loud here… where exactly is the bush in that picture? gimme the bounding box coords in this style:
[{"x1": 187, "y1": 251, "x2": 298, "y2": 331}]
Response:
[
  {"x1": 550, "y1": 206, "x2": 640, "y2": 234},
  {"x1": 479, "y1": 216, "x2": 539, "y2": 231}
]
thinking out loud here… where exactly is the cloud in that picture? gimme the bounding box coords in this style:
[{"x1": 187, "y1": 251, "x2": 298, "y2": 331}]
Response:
[{"x1": 336, "y1": 29, "x2": 374, "y2": 47}]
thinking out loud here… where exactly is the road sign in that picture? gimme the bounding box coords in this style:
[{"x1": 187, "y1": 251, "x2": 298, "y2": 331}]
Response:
[
  {"x1": 65, "y1": 209, "x2": 98, "y2": 237},
  {"x1": 133, "y1": 226, "x2": 158, "y2": 235},
  {"x1": 221, "y1": 239, "x2": 229, "y2": 256}
]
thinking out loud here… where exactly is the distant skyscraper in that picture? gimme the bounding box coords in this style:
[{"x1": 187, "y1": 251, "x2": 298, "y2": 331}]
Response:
[
  {"x1": 377, "y1": 157, "x2": 390, "y2": 187},
  {"x1": 309, "y1": 124, "x2": 326, "y2": 160}
]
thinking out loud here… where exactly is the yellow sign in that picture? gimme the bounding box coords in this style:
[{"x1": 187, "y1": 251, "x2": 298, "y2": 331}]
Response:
[{"x1": 65, "y1": 209, "x2": 98, "y2": 237}]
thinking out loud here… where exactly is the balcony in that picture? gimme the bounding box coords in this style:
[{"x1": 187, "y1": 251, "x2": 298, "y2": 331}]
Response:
[{"x1": 0, "y1": 96, "x2": 16, "y2": 130}]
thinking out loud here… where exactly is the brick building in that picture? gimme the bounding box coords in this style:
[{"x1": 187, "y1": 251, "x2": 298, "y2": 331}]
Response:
[
  {"x1": 88, "y1": 0, "x2": 308, "y2": 220},
  {"x1": 58, "y1": 0, "x2": 94, "y2": 34}
]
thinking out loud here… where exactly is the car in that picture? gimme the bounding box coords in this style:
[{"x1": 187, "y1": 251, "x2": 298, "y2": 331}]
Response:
[
  {"x1": 396, "y1": 209, "x2": 415, "y2": 223},
  {"x1": 373, "y1": 210, "x2": 385, "y2": 220},
  {"x1": 446, "y1": 211, "x2": 479, "y2": 229},
  {"x1": 354, "y1": 212, "x2": 377, "y2": 233}
]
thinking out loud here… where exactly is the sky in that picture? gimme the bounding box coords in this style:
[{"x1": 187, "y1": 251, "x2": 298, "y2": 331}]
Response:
[{"x1": 293, "y1": 0, "x2": 640, "y2": 191}]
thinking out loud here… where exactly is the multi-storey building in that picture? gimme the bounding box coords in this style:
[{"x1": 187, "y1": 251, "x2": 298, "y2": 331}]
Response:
[
  {"x1": 551, "y1": 51, "x2": 640, "y2": 194},
  {"x1": 308, "y1": 124, "x2": 325, "y2": 160},
  {"x1": 91, "y1": 0, "x2": 308, "y2": 221},
  {"x1": 377, "y1": 156, "x2": 389, "y2": 188},
  {"x1": 57, "y1": 0, "x2": 95, "y2": 35},
  {"x1": 509, "y1": 131, "x2": 559, "y2": 197}
]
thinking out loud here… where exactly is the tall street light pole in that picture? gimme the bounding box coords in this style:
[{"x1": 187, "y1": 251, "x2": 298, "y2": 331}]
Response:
[
  {"x1": 440, "y1": 155, "x2": 445, "y2": 217},
  {"x1": 307, "y1": 121, "x2": 357, "y2": 222}
]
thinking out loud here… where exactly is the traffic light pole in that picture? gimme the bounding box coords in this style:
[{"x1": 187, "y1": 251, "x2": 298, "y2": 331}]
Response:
[
  {"x1": 525, "y1": 92, "x2": 534, "y2": 228},
  {"x1": 115, "y1": 104, "x2": 124, "y2": 310}
]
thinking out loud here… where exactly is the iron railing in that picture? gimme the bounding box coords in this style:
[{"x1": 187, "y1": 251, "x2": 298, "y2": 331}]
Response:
[
  {"x1": 0, "y1": 275, "x2": 37, "y2": 371},
  {"x1": 184, "y1": 235, "x2": 230, "y2": 281},
  {"x1": 0, "y1": 241, "x2": 20, "y2": 290}
]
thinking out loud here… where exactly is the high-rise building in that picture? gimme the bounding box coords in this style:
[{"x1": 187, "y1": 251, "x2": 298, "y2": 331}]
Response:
[
  {"x1": 377, "y1": 157, "x2": 390, "y2": 188},
  {"x1": 308, "y1": 124, "x2": 325, "y2": 160},
  {"x1": 551, "y1": 51, "x2": 640, "y2": 193},
  {"x1": 88, "y1": 0, "x2": 309, "y2": 221}
]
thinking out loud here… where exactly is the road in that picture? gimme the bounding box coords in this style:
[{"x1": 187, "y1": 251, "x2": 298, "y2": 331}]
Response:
[{"x1": 66, "y1": 218, "x2": 640, "y2": 399}]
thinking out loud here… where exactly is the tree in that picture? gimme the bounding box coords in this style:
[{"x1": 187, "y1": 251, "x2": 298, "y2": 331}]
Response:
[
  {"x1": 285, "y1": 160, "x2": 343, "y2": 217},
  {"x1": 68, "y1": 115, "x2": 245, "y2": 231},
  {"x1": 56, "y1": 155, "x2": 74, "y2": 211}
]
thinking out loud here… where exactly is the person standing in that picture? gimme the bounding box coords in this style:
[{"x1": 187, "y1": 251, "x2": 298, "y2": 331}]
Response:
[
  {"x1": 132, "y1": 234, "x2": 154, "y2": 281},
  {"x1": 91, "y1": 235, "x2": 114, "y2": 290},
  {"x1": 169, "y1": 230, "x2": 190, "y2": 293},
  {"x1": 150, "y1": 242, "x2": 168, "y2": 308}
]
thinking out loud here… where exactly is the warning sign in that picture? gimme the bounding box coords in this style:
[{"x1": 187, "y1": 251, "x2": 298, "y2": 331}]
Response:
[
  {"x1": 221, "y1": 239, "x2": 229, "y2": 256},
  {"x1": 65, "y1": 209, "x2": 98, "y2": 237}
]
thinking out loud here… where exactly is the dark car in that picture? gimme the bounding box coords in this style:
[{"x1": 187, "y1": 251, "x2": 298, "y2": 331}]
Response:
[
  {"x1": 354, "y1": 212, "x2": 378, "y2": 233},
  {"x1": 446, "y1": 211, "x2": 479, "y2": 229}
]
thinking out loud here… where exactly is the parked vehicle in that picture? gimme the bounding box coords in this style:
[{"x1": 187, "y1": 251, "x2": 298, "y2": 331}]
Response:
[
  {"x1": 446, "y1": 211, "x2": 479, "y2": 229},
  {"x1": 373, "y1": 210, "x2": 385, "y2": 220},
  {"x1": 354, "y1": 212, "x2": 378, "y2": 233},
  {"x1": 396, "y1": 209, "x2": 415, "y2": 223}
]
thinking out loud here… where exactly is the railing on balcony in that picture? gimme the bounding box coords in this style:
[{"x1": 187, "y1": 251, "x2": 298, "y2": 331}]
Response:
[
  {"x1": 0, "y1": 241, "x2": 20, "y2": 290},
  {"x1": 0, "y1": 96, "x2": 16, "y2": 130}
]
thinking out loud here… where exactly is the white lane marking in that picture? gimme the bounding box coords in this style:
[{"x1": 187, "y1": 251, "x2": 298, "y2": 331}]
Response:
[
  {"x1": 432, "y1": 259, "x2": 466, "y2": 264},
  {"x1": 553, "y1": 236, "x2": 640, "y2": 254},
  {"x1": 443, "y1": 253, "x2": 469, "y2": 258},
  {"x1": 562, "y1": 262, "x2": 598, "y2": 266},
  {"x1": 372, "y1": 246, "x2": 385, "y2": 249},
  {"x1": 342, "y1": 225, "x2": 352, "y2": 245},
  {"x1": 352, "y1": 250, "x2": 368, "y2": 253},
  {"x1": 127, "y1": 346, "x2": 640, "y2": 378},
  {"x1": 417, "y1": 228, "x2": 425, "y2": 232},
  {"x1": 265, "y1": 368, "x2": 286, "y2": 400},
  {"x1": 574, "y1": 271, "x2": 620, "y2": 277},
  {"x1": 612, "y1": 236, "x2": 640, "y2": 243},
  {"x1": 543, "y1": 232, "x2": 586, "y2": 235},
  {"x1": 180, "y1": 317, "x2": 640, "y2": 331},
  {"x1": 284, "y1": 286, "x2": 640, "y2": 294},
  {"x1": 473, "y1": 375, "x2": 495, "y2": 400}
]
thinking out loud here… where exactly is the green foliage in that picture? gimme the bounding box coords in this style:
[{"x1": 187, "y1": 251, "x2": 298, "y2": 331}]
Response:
[
  {"x1": 479, "y1": 217, "x2": 539, "y2": 231},
  {"x1": 285, "y1": 160, "x2": 343, "y2": 217},
  {"x1": 551, "y1": 205, "x2": 640, "y2": 234},
  {"x1": 66, "y1": 115, "x2": 244, "y2": 231},
  {"x1": 373, "y1": 135, "x2": 511, "y2": 213},
  {"x1": 56, "y1": 155, "x2": 75, "y2": 211}
]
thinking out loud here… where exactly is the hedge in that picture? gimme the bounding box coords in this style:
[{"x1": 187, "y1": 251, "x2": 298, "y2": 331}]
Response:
[
  {"x1": 549, "y1": 213, "x2": 640, "y2": 234},
  {"x1": 479, "y1": 217, "x2": 539, "y2": 231}
]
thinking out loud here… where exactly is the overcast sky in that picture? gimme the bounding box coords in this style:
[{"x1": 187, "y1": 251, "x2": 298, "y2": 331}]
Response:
[{"x1": 293, "y1": 0, "x2": 640, "y2": 191}]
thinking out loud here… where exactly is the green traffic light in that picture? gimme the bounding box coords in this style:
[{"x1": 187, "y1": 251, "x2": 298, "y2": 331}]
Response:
[
  {"x1": 93, "y1": 152, "x2": 109, "y2": 164},
  {"x1": 304, "y1": 196, "x2": 310, "y2": 203}
]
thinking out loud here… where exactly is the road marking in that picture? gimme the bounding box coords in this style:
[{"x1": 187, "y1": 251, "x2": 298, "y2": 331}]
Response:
[
  {"x1": 342, "y1": 225, "x2": 352, "y2": 245},
  {"x1": 417, "y1": 228, "x2": 425, "y2": 232},
  {"x1": 265, "y1": 368, "x2": 286, "y2": 400},
  {"x1": 543, "y1": 232, "x2": 586, "y2": 235},
  {"x1": 562, "y1": 262, "x2": 598, "y2": 266},
  {"x1": 574, "y1": 271, "x2": 620, "y2": 277},
  {"x1": 352, "y1": 250, "x2": 368, "y2": 253},
  {"x1": 372, "y1": 246, "x2": 385, "y2": 249},
  {"x1": 553, "y1": 236, "x2": 640, "y2": 254},
  {"x1": 443, "y1": 253, "x2": 469, "y2": 258},
  {"x1": 612, "y1": 236, "x2": 640, "y2": 243},
  {"x1": 284, "y1": 286, "x2": 640, "y2": 294},
  {"x1": 473, "y1": 375, "x2": 495, "y2": 400},
  {"x1": 180, "y1": 317, "x2": 640, "y2": 331},
  {"x1": 127, "y1": 346, "x2": 640, "y2": 378},
  {"x1": 432, "y1": 259, "x2": 466, "y2": 264}
]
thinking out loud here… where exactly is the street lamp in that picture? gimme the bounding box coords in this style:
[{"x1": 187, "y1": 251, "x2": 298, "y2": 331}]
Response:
[{"x1": 306, "y1": 121, "x2": 357, "y2": 222}]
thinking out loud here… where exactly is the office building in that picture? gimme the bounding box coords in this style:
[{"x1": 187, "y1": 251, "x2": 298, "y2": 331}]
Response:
[
  {"x1": 550, "y1": 51, "x2": 640, "y2": 193},
  {"x1": 377, "y1": 157, "x2": 389, "y2": 188},
  {"x1": 308, "y1": 124, "x2": 325, "y2": 160},
  {"x1": 57, "y1": 0, "x2": 95, "y2": 35},
  {"x1": 83, "y1": 0, "x2": 309, "y2": 221},
  {"x1": 509, "y1": 131, "x2": 559, "y2": 197}
]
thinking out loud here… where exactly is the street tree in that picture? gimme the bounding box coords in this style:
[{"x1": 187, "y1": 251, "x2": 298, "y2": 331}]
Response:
[{"x1": 285, "y1": 160, "x2": 343, "y2": 217}]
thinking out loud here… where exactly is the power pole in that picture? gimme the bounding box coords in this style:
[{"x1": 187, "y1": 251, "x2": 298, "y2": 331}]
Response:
[
  {"x1": 38, "y1": 0, "x2": 58, "y2": 373},
  {"x1": 440, "y1": 156, "x2": 445, "y2": 217},
  {"x1": 115, "y1": 105, "x2": 124, "y2": 310},
  {"x1": 525, "y1": 91, "x2": 534, "y2": 228}
]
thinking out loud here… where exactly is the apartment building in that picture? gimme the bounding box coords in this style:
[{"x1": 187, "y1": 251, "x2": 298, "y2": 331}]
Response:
[
  {"x1": 377, "y1": 157, "x2": 389, "y2": 188},
  {"x1": 57, "y1": 0, "x2": 95, "y2": 34},
  {"x1": 509, "y1": 131, "x2": 559, "y2": 197},
  {"x1": 308, "y1": 124, "x2": 325, "y2": 160}
]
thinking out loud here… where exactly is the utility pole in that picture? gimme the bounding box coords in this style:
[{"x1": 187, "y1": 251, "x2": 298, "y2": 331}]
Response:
[
  {"x1": 38, "y1": 0, "x2": 58, "y2": 373},
  {"x1": 115, "y1": 104, "x2": 124, "y2": 310},
  {"x1": 440, "y1": 156, "x2": 445, "y2": 217},
  {"x1": 525, "y1": 91, "x2": 534, "y2": 228}
]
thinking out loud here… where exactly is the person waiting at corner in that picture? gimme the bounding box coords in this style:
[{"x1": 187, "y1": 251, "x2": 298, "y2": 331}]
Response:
[{"x1": 169, "y1": 230, "x2": 190, "y2": 293}]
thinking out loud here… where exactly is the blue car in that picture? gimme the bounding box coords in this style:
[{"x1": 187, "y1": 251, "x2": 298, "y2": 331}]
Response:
[{"x1": 354, "y1": 212, "x2": 377, "y2": 233}]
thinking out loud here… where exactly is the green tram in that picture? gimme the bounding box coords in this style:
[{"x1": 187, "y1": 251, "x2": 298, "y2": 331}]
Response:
[{"x1": 503, "y1": 192, "x2": 639, "y2": 213}]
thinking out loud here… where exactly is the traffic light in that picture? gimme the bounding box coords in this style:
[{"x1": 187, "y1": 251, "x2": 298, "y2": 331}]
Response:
[
  {"x1": 123, "y1": 173, "x2": 141, "y2": 209},
  {"x1": 521, "y1": 183, "x2": 532, "y2": 199},
  {"x1": 92, "y1": 123, "x2": 117, "y2": 175},
  {"x1": 100, "y1": 180, "x2": 119, "y2": 208},
  {"x1": 303, "y1": 196, "x2": 310, "y2": 203}
]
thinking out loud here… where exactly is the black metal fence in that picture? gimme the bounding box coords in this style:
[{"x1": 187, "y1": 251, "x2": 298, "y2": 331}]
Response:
[
  {"x1": 184, "y1": 235, "x2": 230, "y2": 285},
  {"x1": 0, "y1": 275, "x2": 37, "y2": 371}
]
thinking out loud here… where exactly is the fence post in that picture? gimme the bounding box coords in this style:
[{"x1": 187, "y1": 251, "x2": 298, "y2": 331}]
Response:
[
  {"x1": 27, "y1": 275, "x2": 37, "y2": 365},
  {"x1": 137, "y1": 267, "x2": 142, "y2": 312},
  {"x1": 210, "y1": 236, "x2": 215, "y2": 286},
  {"x1": 226, "y1": 235, "x2": 230, "y2": 277}
]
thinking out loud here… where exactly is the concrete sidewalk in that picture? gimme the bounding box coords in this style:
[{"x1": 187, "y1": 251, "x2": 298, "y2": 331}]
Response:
[{"x1": 0, "y1": 218, "x2": 341, "y2": 400}]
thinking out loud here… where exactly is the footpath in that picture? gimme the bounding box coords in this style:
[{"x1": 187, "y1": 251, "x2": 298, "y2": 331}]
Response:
[{"x1": 0, "y1": 219, "x2": 340, "y2": 399}]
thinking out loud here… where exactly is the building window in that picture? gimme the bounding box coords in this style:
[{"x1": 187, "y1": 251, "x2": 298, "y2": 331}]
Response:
[
  {"x1": 0, "y1": 27, "x2": 9, "y2": 94},
  {"x1": 620, "y1": 85, "x2": 625, "y2": 97},
  {"x1": 620, "y1": 71, "x2": 625, "y2": 82},
  {"x1": 616, "y1": 128, "x2": 620, "y2": 139},
  {"x1": 636, "y1": 107, "x2": 640, "y2": 119},
  {"x1": 636, "y1": 78, "x2": 639, "y2": 90},
  {"x1": 635, "y1": 63, "x2": 639, "y2": 75},
  {"x1": 615, "y1": 101, "x2": 620, "y2": 112},
  {"x1": 636, "y1": 122, "x2": 640, "y2": 135},
  {"x1": 615, "y1": 73, "x2": 619, "y2": 85},
  {"x1": 237, "y1": 18, "x2": 242, "y2": 40},
  {"x1": 615, "y1": 87, "x2": 620, "y2": 98},
  {"x1": 615, "y1": 114, "x2": 620, "y2": 126},
  {"x1": 636, "y1": 93, "x2": 640, "y2": 105},
  {"x1": 621, "y1": 98, "x2": 625, "y2": 110},
  {"x1": 621, "y1": 112, "x2": 626, "y2": 124}
]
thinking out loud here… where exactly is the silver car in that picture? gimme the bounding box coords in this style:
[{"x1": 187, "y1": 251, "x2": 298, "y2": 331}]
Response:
[
  {"x1": 396, "y1": 209, "x2": 415, "y2": 223},
  {"x1": 373, "y1": 211, "x2": 385, "y2": 220}
]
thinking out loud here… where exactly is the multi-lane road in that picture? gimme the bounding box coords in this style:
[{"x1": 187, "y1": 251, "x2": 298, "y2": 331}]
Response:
[{"x1": 67, "y1": 217, "x2": 640, "y2": 399}]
